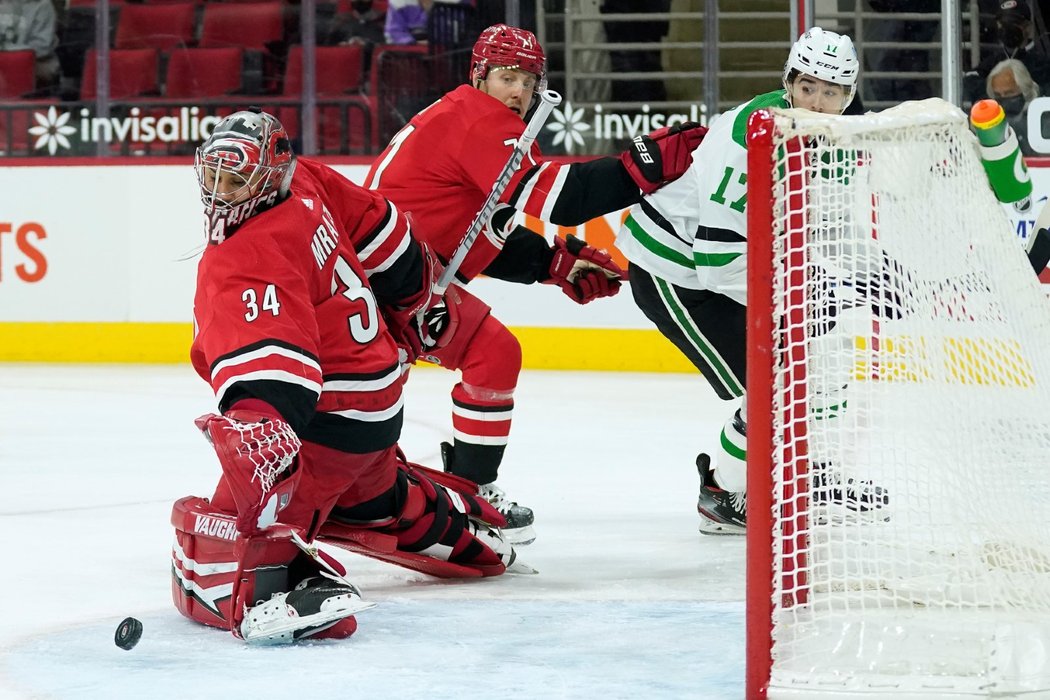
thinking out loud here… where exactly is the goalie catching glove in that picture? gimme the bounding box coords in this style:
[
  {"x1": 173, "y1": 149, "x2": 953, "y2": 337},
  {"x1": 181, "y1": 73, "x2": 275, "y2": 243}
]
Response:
[
  {"x1": 195, "y1": 400, "x2": 302, "y2": 536},
  {"x1": 382, "y1": 242, "x2": 460, "y2": 362},
  {"x1": 546, "y1": 234, "x2": 626, "y2": 304},
  {"x1": 620, "y1": 122, "x2": 707, "y2": 195}
]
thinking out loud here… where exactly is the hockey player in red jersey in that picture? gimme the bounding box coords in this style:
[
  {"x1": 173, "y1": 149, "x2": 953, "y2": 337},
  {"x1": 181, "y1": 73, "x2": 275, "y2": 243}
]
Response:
[
  {"x1": 366, "y1": 24, "x2": 708, "y2": 544},
  {"x1": 171, "y1": 109, "x2": 529, "y2": 646}
]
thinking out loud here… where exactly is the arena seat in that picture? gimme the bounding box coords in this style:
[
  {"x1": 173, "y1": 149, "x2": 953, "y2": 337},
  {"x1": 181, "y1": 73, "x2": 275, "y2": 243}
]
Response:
[
  {"x1": 199, "y1": 2, "x2": 284, "y2": 51},
  {"x1": 164, "y1": 47, "x2": 244, "y2": 97},
  {"x1": 80, "y1": 48, "x2": 161, "y2": 99},
  {"x1": 115, "y1": 3, "x2": 198, "y2": 51},
  {"x1": 0, "y1": 50, "x2": 36, "y2": 98},
  {"x1": 279, "y1": 43, "x2": 368, "y2": 153}
]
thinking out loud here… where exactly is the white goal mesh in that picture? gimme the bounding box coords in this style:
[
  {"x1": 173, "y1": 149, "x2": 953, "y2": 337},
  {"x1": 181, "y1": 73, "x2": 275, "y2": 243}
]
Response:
[{"x1": 746, "y1": 99, "x2": 1050, "y2": 699}]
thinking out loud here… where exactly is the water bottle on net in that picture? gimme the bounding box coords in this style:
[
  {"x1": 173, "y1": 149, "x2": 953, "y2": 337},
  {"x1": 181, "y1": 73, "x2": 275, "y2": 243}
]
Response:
[{"x1": 969, "y1": 98, "x2": 1033, "y2": 214}]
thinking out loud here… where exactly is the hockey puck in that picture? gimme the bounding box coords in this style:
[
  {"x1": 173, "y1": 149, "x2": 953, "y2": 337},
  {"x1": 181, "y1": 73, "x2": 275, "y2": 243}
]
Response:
[{"x1": 114, "y1": 617, "x2": 143, "y2": 650}]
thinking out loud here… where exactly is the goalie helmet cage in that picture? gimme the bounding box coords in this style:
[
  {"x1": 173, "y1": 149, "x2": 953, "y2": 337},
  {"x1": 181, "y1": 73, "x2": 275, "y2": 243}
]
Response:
[{"x1": 744, "y1": 98, "x2": 1050, "y2": 700}]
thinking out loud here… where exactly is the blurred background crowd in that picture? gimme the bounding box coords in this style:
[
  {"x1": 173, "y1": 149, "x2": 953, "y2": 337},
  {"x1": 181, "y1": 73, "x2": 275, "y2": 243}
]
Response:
[{"x1": 0, "y1": 0, "x2": 1047, "y2": 157}]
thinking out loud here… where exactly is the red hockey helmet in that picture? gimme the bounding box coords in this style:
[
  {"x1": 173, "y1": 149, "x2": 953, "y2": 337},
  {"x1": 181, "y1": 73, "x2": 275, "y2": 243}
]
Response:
[
  {"x1": 470, "y1": 24, "x2": 547, "y2": 92},
  {"x1": 195, "y1": 108, "x2": 295, "y2": 214}
]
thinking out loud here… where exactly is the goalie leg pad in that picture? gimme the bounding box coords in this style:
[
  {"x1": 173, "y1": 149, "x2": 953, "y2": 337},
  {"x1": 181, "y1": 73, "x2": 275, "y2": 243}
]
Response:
[
  {"x1": 325, "y1": 462, "x2": 532, "y2": 577},
  {"x1": 172, "y1": 495, "x2": 374, "y2": 641},
  {"x1": 318, "y1": 523, "x2": 486, "y2": 578},
  {"x1": 171, "y1": 495, "x2": 298, "y2": 631}
]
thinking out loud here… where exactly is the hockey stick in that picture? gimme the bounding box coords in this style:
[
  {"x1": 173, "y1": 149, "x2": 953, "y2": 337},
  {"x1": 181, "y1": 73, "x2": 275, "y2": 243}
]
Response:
[{"x1": 432, "y1": 89, "x2": 563, "y2": 297}]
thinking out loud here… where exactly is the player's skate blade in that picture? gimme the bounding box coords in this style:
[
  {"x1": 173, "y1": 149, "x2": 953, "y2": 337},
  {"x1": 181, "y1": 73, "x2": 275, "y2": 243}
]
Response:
[{"x1": 502, "y1": 524, "x2": 536, "y2": 546}]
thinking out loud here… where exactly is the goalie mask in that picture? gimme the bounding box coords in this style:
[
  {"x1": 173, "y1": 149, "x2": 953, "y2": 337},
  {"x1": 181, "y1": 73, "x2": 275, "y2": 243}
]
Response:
[
  {"x1": 470, "y1": 24, "x2": 547, "y2": 94},
  {"x1": 783, "y1": 27, "x2": 859, "y2": 112},
  {"x1": 195, "y1": 109, "x2": 295, "y2": 219}
]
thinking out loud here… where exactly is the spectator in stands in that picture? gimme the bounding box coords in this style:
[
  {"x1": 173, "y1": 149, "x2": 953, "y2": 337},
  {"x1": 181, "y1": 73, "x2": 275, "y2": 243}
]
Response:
[
  {"x1": 385, "y1": 0, "x2": 472, "y2": 45},
  {"x1": 328, "y1": 0, "x2": 386, "y2": 74},
  {"x1": 385, "y1": 0, "x2": 430, "y2": 45},
  {"x1": 0, "y1": 0, "x2": 60, "y2": 90},
  {"x1": 964, "y1": 0, "x2": 1050, "y2": 105},
  {"x1": 987, "y1": 58, "x2": 1041, "y2": 155}
]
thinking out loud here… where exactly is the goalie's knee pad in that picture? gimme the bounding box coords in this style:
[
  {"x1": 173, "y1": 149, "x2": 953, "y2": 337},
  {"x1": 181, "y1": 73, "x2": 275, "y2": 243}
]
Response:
[
  {"x1": 170, "y1": 496, "x2": 299, "y2": 631},
  {"x1": 713, "y1": 404, "x2": 747, "y2": 493}
]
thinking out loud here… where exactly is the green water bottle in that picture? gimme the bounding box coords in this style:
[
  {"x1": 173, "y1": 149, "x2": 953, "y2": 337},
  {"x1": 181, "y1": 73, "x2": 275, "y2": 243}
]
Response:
[{"x1": 970, "y1": 99, "x2": 1032, "y2": 213}]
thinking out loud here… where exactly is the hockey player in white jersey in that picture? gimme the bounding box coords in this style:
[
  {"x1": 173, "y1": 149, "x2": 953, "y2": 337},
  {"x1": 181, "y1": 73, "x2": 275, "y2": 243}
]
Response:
[{"x1": 617, "y1": 27, "x2": 880, "y2": 535}]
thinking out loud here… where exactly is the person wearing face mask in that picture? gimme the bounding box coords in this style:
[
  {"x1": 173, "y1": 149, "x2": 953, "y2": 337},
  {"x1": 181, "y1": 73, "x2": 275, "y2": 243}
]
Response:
[
  {"x1": 964, "y1": 0, "x2": 1050, "y2": 105},
  {"x1": 987, "y1": 58, "x2": 1041, "y2": 155}
]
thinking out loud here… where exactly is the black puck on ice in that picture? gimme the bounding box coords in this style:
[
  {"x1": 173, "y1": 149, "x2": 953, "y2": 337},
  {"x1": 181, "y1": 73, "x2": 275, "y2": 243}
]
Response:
[{"x1": 114, "y1": 617, "x2": 143, "y2": 650}]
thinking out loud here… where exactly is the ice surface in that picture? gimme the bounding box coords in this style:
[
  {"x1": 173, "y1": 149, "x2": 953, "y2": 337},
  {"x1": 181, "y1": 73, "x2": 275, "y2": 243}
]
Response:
[{"x1": 0, "y1": 364, "x2": 745, "y2": 699}]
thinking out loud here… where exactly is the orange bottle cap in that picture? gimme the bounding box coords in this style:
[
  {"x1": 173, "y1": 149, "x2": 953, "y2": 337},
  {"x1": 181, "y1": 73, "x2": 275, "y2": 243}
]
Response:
[{"x1": 970, "y1": 99, "x2": 1005, "y2": 130}]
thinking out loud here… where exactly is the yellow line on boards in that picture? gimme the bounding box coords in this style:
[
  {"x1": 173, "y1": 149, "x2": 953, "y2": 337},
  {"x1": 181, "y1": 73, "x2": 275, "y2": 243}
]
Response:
[
  {"x1": 513, "y1": 327, "x2": 695, "y2": 372},
  {"x1": 0, "y1": 323, "x2": 193, "y2": 363},
  {"x1": 0, "y1": 323, "x2": 695, "y2": 373}
]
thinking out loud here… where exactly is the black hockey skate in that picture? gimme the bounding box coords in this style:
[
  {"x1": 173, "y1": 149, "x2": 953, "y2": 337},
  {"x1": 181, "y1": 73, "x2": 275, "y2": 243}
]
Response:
[
  {"x1": 441, "y1": 442, "x2": 536, "y2": 546},
  {"x1": 810, "y1": 463, "x2": 890, "y2": 522},
  {"x1": 696, "y1": 453, "x2": 746, "y2": 536}
]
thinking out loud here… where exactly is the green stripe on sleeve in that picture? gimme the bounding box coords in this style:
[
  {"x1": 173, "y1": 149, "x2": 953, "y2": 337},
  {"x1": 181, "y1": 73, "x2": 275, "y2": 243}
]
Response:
[{"x1": 624, "y1": 214, "x2": 695, "y2": 269}]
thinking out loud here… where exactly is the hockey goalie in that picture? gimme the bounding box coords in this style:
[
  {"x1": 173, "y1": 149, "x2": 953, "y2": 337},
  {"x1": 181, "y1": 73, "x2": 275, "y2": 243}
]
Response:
[{"x1": 170, "y1": 108, "x2": 531, "y2": 646}]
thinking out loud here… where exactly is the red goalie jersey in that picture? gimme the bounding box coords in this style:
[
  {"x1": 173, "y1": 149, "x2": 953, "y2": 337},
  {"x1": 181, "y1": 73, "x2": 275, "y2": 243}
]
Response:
[{"x1": 191, "y1": 158, "x2": 419, "y2": 453}]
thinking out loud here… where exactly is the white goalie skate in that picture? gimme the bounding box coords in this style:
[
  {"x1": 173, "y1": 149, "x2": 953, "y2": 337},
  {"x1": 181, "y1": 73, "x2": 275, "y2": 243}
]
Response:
[{"x1": 240, "y1": 575, "x2": 376, "y2": 646}]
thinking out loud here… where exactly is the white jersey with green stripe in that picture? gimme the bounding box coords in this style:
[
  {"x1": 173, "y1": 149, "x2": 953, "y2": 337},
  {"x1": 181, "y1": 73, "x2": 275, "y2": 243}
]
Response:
[{"x1": 616, "y1": 90, "x2": 789, "y2": 301}]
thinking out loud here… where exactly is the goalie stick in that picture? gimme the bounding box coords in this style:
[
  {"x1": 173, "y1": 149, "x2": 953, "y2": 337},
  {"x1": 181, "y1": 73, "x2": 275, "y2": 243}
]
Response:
[{"x1": 432, "y1": 89, "x2": 563, "y2": 297}]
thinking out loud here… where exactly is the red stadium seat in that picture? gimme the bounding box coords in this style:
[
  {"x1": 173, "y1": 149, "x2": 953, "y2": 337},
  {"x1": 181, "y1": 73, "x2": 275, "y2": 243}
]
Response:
[
  {"x1": 164, "y1": 47, "x2": 243, "y2": 97},
  {"x1": 80, "y1": 48, "x2": 161, "y2": 99},
  {"x1": 279, "y1": 44, "x2": 367, "y2": 153},
  {"x1": 115, "y1": 3, "x2": 198, "y2": 51},
  {"x1": 283, "y1": 44, "x2": 363, "y2": 96},
  {"x1": 199, "y1": 2, "x2": 284, "y2": 51},
  {"x1": 0, "y1": 50, "x2": 36, "y2": 98}
]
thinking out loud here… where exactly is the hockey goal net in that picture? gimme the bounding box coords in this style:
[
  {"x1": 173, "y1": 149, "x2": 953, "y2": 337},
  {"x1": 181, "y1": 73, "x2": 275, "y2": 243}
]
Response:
[{"x1": 746, "y1": 98, "x2": 1050, "y2": 699}]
